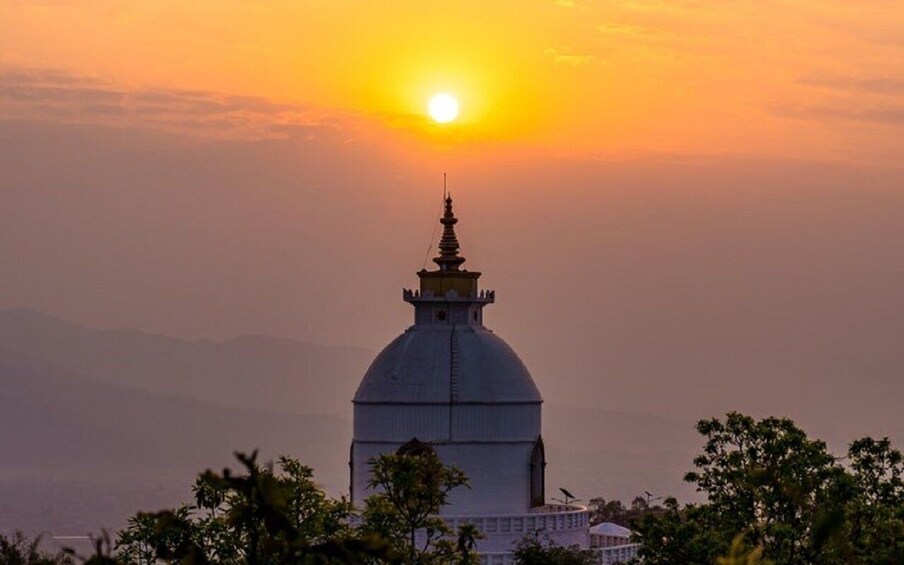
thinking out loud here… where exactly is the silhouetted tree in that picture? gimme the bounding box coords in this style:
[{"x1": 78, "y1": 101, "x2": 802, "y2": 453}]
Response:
[
  {"x1": 116, "y1": 451, "x2": 392, "y2": 564},
  {"x1": 116, "y1": 448, "x2": 480, "y2": 564},
  {"x1": 511, "y1": 533, "x2": 596, "y2": 565},
  {"x1": 632, "y1": 412, "x2": 904, "y2": 565},
  {"x1": 844, "y1": 437, "x2": 904, "y2": 564},
  {"x1": 359, "y1": 444, "x2": 474, "y2": 564},
  {"x1": 587, "y1": 496, "x2": 665, "y2": 527},
  {"x1": 716, "y1": 536, "x2": 773, "y2": 565},
  {"x1": 65, "y1": 533, "x2": 119, "y2": 565},
  {"x1": 0, "y1": 532, "x2": 73, "y2": 565},
  {"x1": 630, "y1": 498, "x2": 723, "y2": 564}
]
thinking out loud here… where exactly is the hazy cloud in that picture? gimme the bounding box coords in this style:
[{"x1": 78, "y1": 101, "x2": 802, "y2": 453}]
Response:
[
  {"x1": 0, "y1": 68, "x2": 329, "y2": 140},
  {"x1": 614, "y1": 0, "x2": 690, "y2": 14},
  {"x1": 797, "y1": 75, "x2": 904, "y2": 96},
  {"x1": 771, "y1": 101, "x2": 904, "y2": 127},
  {"x1": 596, "y1": 22, "x2": 655, "y2": 36},
  {"x1": 594, "y1": 20, "x2": 715, "y2": 56},
  {"x1": 543, "y1": 47, "x2": 594, "y2": 67}
]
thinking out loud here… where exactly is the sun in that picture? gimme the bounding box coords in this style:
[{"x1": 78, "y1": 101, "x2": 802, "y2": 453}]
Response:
[{"x1": 428, "y1": 93, "x2": 459, "y2": 123}]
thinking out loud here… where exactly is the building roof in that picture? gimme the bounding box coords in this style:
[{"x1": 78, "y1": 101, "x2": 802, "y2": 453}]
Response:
[{"x1": 589, "y1": 522, "x2": 633, "y2": 538}]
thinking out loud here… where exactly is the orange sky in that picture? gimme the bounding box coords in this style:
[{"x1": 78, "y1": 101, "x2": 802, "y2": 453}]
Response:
[
  {"x1": 3, "y1": 0, "x2": 904, "y2": 477},
  {"x1": 2, "y1": 0, "x2": 901, "y2": 163}
]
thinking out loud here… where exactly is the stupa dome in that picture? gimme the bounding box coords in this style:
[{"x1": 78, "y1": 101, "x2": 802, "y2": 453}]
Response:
[{"x1": 354, "y1": 324, "x2": 542, "y2": 405}]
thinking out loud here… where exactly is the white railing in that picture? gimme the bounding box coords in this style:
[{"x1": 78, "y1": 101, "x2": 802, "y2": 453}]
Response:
[
  {"x1": 478, "y1": 543, "x2": 640, "y2": 565},
  {"x1": 443, "y1": 504, "x2": 589, "y2": 536},
  {"x1": 597, "y1": 543, "x2": 640, "y2": 564}
]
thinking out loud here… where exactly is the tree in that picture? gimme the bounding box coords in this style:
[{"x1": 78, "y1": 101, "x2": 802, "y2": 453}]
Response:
[
  {"x1": 451, "y1": 524, "x2": 481, "y2": 565},
  {"x1": 683, "y1": 412, "x2": 847, "y2": 564},
  {"x1": 511, "y1": 533, "x2": 596, "y2": 565},
  {"x1": 587, "y1": 496, "x2": 665, "y2": 527},
  {"x1": 716, "y1": 536, "x2": 773, "y2": 565},
  {"x1": 116, "y1": 451, "x2": 391, "y2": 564},
  {"x1": 0, "y1": 532, "x2": 73, "y2": 565},
  {"x1": 844, "y1": 437, "x2": 904, "y2": 564},
  {"x1": 64, "y1": 533, "x2": 120, "y2": 565},
  {"x1": 359, "y1": 441, "x2": 474, "y2": 564},
  {"x1": 587, "y1": 498, "x2": 626, "y2": 526},
  {"x1": 632, "y1": 413, "x2": 904, "y2": 565},
  {"x1": 630, "y1": 498, "x2": 724, "y2": 565},
  {"x1": 116, "y1": 446, "x2": 481, "y2": 564}
]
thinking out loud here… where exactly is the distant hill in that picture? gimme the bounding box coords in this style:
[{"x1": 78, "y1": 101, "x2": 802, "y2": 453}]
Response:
[
  {"x1": 0, "y1": 309, "x2": 705, "y2": 534},
  {"x1": 0, "y1": 350, "x2": 350, "y2": 535},
  {"x1": 0, "y1": 308, "x2": 373, "y2": 417}
]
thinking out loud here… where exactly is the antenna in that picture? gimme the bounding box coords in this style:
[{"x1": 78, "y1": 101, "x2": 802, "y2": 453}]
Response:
[{"x1": 421, "y1": 173, "x2": 445, "y2": 269}]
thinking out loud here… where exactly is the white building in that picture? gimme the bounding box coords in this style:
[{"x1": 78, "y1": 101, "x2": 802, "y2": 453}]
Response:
[
  {"x1": 589, "y1": 522, "x2": 632, "y2": 548},
  {"x1": 350, "y1": 196, "x2": 637, "y2": 564},
  {"x1": 590, "y1": 523, "x2": 639, "y2": 565}
]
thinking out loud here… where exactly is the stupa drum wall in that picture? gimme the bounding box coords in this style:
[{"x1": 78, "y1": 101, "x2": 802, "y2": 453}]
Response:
[
  {"x1": 351, "y1": 440, "x2": 536, "y2": 515},
  {"x1": 354, "y1": 403, "x2": 541, "y2": 442}
]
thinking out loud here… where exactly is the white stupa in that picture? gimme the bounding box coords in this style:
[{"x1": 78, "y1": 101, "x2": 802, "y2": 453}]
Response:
[{"x1": 351, "y1": 196, "x2": 624, "y2": 563}]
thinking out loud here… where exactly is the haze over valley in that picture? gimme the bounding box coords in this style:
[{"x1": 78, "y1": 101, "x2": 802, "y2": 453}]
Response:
[
  {"x1": 2, "y1": 306, "x2": 902, "y2": 535},
  {"x1": 0, "y1": 309, "x2": 700, "y2": 534}
]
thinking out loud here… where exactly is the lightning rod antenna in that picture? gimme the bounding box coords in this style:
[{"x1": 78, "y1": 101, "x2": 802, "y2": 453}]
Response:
[{"x1": 420, "y1": 172, "x2": 446, "y2": 269}]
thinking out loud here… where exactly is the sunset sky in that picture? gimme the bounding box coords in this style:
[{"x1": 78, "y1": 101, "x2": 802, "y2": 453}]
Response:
[
  {"x1": 2, "y1": 1, "x2": 903, "y2": 444},
  {"x1": 3, "y1": 0, "x2": 901, "y2": 161}
]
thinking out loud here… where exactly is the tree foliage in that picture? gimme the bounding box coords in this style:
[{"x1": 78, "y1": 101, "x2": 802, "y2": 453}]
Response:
[
  {"x1": 511, "y1": 533, "x2": 596, "y2": 565},
  {"x1": 0, "y1": 532, "x2": 73, "y2": 565},
  {"x1": 116, "y1": 451, "x2": 392, "y2": 564},
  {"x1": 359, "y1": 447, "x2": 476, "y2": 565},
  {"x1": 115, "y1": 447, "x2": 479, "y2": 564},
  {"x1": 632, "y1": 412, "x2": 904, "y2": 565},
  {"x1": 843, "y1": 437, "x2": 904, "y2": 564},
  {"x1": 716, "y1": 536, "x2": 773, "y2": 565},
  {"x1": 587, "y1": 496, "x2": 665, "y2": 527}
]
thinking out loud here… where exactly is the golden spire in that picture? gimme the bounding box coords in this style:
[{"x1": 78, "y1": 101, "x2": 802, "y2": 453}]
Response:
[
  {"x1": 413, "y1": 192, "x2": 483, "y2": 300},
  {"x1": 433, "y1": 194, "x2": 466, "y2": 272}
]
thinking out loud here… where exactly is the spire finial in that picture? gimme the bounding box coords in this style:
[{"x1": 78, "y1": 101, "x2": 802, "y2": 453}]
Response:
[{"x1": 433, "y1": 192, "x2": 466, "y2": 272}]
